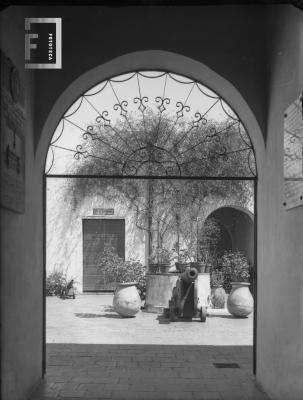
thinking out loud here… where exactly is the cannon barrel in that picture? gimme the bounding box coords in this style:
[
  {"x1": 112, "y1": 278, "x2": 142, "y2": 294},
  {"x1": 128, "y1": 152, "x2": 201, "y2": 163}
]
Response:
[{"x1": 180, "y1": 267, "x2": 198, "y2": 283}]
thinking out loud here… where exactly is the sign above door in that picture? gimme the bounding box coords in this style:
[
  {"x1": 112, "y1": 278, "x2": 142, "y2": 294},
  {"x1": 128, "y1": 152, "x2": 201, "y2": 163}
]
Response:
[{"x1": 93, "y1": 208, "x2": 114, "y2": 215}]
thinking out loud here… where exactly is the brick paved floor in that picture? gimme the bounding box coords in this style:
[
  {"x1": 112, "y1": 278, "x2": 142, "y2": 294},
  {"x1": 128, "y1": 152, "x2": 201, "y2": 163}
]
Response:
[{"x1": 30, "y1": 294, "x2": 271, "y2": 400}]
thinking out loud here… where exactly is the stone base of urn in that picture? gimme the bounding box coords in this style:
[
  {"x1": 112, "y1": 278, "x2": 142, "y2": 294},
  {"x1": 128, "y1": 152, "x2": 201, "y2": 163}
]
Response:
[
  {"x1": 145, "y1": 273, "x2": 210, "y2": 314},
  {"x1": 113, "y1": 282, "x2": 141, "y2": 317},
  {"x1": 227, "y1": 282, "x2": 253, "y2": 318}
]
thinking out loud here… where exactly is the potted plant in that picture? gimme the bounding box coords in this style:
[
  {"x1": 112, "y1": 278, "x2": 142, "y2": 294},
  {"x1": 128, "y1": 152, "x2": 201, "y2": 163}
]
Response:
[
  {"x1": 197, "y1": 217, "x2": 221, "y2": 272},
  {"x1": 221, "y1": 250, "x2": 253, "y2": 317},
  {"x1": 99, "y1": 247, "x2": 145, "y2": 317},
  {"x1": 149, "y1": 247, "x2": 172, "y2": 273},
  {"x1": 197, "y1": 247, "x2": 214, "y2": 273},
  {"x1": 174, "y1": 247, "x2": 191, "y2": 273},
  {"x1": 209, "y1": 269, "x2": 226, "y2": 308},
  {"x1": 189, "y1": 246, "x2": 208, "y2": 273}
]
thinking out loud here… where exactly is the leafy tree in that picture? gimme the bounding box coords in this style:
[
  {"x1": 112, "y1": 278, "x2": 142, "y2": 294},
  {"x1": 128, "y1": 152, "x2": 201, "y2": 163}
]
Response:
[{"x1": 63, "y1": 109, "x2": 254, "y2": 261}]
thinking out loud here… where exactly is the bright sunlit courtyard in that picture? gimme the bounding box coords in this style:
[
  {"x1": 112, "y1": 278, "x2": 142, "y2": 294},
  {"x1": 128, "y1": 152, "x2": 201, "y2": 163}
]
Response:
[{"x1": 46, "y1": 294, "x2": 253, "y2": 346}]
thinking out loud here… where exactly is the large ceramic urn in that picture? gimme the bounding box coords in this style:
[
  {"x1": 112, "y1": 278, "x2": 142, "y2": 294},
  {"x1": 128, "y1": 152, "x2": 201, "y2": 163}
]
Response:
[
  {"x1": 113, "y1": 282, "x2": 141, "y2": 317},
  {"x1": 227, "y1": 282, "x2": 253, "y2": 317}
]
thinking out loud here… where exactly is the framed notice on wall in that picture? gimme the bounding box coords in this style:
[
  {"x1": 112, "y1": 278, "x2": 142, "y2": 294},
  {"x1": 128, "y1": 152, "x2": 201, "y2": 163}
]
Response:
[
  {"x1": 283, "y1": 93, "x2": 303, "y2": 210},
  {"x1": 0, "y1": 51, "x2": 26, "y2": 213}
]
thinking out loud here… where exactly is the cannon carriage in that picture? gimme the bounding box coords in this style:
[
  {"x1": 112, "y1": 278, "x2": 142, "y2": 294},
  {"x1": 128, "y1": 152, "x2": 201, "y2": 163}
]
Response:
[{"x1": 167, "y1": 267, "x2": 208, "y2": 322}]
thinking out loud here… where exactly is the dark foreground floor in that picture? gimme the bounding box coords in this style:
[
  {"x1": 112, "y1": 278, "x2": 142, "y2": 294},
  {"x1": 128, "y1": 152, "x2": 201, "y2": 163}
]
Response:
[
  {"x1": 30, "y1": 344, "x2": 270, "y2": 400},
  {"x1": 30, "y1": 295, "x2": 270, "y2": 400}
]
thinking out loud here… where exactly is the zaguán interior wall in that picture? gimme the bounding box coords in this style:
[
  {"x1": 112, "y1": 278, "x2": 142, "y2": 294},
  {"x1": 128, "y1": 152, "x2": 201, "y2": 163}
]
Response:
[
  {"x1": 0, "y1": 7, "x2": 43, "y2": 400},
  {"x1": 257, "y1": 7, "x2": 303, "y2": 399}
]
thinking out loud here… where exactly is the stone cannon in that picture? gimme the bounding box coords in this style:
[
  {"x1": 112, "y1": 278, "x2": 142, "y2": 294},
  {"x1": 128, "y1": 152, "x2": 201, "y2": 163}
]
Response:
[{"x1": 167, "y1": 267, "x2": 207, "y2": 322}]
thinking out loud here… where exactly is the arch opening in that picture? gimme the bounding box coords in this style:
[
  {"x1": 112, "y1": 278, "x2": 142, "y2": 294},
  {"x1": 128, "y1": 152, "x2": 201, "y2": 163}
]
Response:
[
  {"x1": 41, "y1": 52, "x2": 261, "y2": 384},
  {"x1": 205, "y1": 206, "x2": 254, "y2": 263},
  {"x1": 204, "y1": 206, "x2": 255, "y2": 295}
]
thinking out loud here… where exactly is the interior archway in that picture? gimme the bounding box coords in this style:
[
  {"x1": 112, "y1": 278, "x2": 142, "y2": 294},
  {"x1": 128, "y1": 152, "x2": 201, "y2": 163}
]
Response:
[{"x1": 38, "y1": 51, "x2": 264, "y2": 388}]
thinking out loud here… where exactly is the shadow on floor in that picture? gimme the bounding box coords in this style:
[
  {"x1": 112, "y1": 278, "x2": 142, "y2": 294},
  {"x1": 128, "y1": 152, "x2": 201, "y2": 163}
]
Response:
[
  {"x1": 156, "y1": 313, "x2": 238, "y2": 323},
  {"x1": 30, "y1": 344, "x2": 271, "y2": 400},
  {"x1": 156, "y1": 315, "x2": 170, "y2": 324},
  {"x1": 74, "y1": 312, "x2": 125, "y2": 319},
  {"x1": 207, "y1": 313, "x2": 250, "y2": 319},
  {"x1": 74, "y1": 313, "x2": 105, "y2": 318}
]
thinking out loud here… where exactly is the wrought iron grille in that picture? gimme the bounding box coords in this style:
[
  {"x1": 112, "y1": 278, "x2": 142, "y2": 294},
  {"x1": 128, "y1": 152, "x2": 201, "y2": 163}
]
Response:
[{"x1": 45, "y1": 71, "x2": 256, "y2": 178}]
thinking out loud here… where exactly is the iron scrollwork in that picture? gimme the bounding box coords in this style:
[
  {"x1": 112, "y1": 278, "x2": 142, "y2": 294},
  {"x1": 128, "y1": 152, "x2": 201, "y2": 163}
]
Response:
[{"x1": 45, "y1": 71, "x2": 257, "y2": 178}]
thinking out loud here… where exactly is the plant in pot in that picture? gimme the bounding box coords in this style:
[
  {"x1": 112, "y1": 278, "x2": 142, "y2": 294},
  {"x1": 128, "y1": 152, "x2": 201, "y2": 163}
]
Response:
[
  {"x1": 173, "y1": 247, "x2": 191, "y2": 273},
  {"x1": 173, "y1": 223, "x2": 206, "y2": 273},
  {"x1": 221, "y1": 250, "x2": 253, "y2": 318},
  {"x1": 148, "y1": 247, "x2": 172, "y2": 273},
  {"x1": 198, "y1": 218, "x2": 221, "y2": 273},
  {"x1": 198, "y1": 248, "x2": 214, "y2": 273},
  {"x1": 188, "y1": 244, "x2": 207, "y2": 273},
  {"x1": 100, "y1": 247, "x2": 146, "y2": 317},
  {"x1": 210, "y1": 268, "x2": 227, "y2": 308}
]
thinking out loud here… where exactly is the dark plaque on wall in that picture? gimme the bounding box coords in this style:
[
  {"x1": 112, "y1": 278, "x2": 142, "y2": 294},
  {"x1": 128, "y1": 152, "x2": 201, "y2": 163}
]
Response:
[
  {"x1": 93, "y1": 208, "x2": 114, "y2": 216},
  {"x1": 0, "y1": 51, "x2": 26, "y2": 213},
  {"x1": 283, "y1": 93, "x2": 303, "y2": 210}
]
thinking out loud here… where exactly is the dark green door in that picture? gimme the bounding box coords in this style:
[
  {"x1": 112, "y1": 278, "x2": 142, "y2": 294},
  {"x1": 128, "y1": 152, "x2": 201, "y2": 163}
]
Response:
[{"x1": 83, "y1": 219, "x2": 125, "y2": 291}]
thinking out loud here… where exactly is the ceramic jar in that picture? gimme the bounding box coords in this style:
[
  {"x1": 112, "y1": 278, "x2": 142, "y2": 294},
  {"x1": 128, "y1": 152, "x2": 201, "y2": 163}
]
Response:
[
  {"x1": 211, "y1": 285, "x2": 227, "y2": 309},
  {"x1": 227, "y1": 282, "x2": 253, "y2": 317},
  {"x1": 113, "y1": 282, "x2": 141, "y2": 317}
]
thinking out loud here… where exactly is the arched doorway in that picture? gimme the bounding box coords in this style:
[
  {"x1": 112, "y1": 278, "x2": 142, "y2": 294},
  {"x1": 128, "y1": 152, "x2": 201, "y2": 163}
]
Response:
[
  {"x1": 38, "y1": 51, "x2": 264, "y2": 387},
  {"x1": 205, "y1": 206, "x2": 254, "y2": 263},
  {"x1": 204, "y1": 206, "x2": 255, "y2": 294}
]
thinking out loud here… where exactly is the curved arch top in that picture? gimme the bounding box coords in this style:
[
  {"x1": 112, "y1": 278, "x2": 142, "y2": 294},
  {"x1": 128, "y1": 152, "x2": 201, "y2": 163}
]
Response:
[
  {"x1": 36, "y1": 50, "x2": 265, "y2": 176},
  {"x1": 206, "y1": 205, "x2": 254, "y2": 221}
]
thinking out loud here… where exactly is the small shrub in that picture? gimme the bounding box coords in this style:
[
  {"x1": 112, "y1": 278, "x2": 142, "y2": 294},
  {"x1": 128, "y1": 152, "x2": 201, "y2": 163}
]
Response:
[
  {"x1": 210, "y1": 269, "x2": 224, "y2": 288},
  {"x1": 149, "y1": 247, "x2": 174, "y2": 264},
  {"x1": 99, "y1": 247, "x2": 146, "y2": 296},
  {"x1": 220, "y1": 250, "x2": 250, "y2": 291},
  {"x1": 46, "y1": 265, "x2": 77, "y2": 298},
  {"x1": 46, "y1": 266, "x2": 68, "y2": 297}
]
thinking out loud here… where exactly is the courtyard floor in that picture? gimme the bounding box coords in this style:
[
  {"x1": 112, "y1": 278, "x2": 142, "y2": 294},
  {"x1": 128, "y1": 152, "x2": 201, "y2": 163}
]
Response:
[{"x1": 30, "y1": 294, "x2": 271, "y2": 400}]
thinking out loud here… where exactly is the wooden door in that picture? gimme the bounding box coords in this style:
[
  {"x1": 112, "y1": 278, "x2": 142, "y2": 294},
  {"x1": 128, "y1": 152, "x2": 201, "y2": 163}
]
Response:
[{"x1": 83, "y1": 219, "x2": 125, "y2": 291}]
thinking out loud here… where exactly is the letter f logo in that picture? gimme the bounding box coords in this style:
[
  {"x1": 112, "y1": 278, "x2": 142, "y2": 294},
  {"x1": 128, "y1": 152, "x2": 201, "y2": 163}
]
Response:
[{"x1": 25, "y1": 19, "x2": 39, "y2": 61}]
